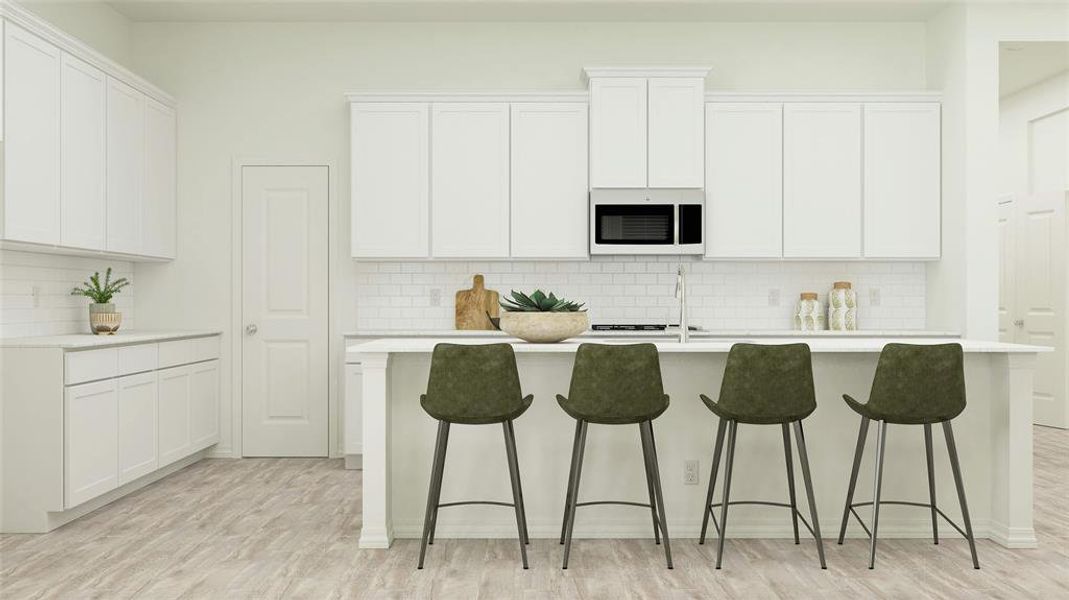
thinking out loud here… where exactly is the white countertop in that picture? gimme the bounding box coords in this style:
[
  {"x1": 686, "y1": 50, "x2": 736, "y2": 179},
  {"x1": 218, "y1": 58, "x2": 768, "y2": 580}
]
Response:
[
  {"x1": 344, "y1": 329, "x2": 961, "y2": 339},
  {"x1": 348, "y1": 336, "x2": 1049, "y2": 357},
  {"x1": 0, "y1": 330, "x2": 223, "y2": 349}
]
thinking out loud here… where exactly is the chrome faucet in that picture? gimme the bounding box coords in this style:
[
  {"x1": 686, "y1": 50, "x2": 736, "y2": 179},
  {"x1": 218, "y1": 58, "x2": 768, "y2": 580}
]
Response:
[{"x1": 675, "y1": 264, "x2": 689, "y2": 343}]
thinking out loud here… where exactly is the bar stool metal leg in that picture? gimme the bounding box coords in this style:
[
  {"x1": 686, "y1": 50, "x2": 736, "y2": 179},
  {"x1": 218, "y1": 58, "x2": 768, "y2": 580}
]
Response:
[
  {"x1": 639, "y1": 423, "x2": 661, "y2": 545},
  {"x1": 793, "y1": 421, "x2": 827, "y2": 569},
  {"x1": 868, "y1": 421, "x2": 888, "y2": 569},
  {"x1": 924, "y1": 423, "x2": 939, "y2": 545},
  {"x1": 502, "y1": 420, "x2": 529, "y2": 569},
  {"x1": 559, "y1": 419, "x2": 583, "y2": 545},
  {"x1": 418, "y1": 420, "x2": 450, "y2": 569},
  {"x1": 641, "y1": 421, "x2": 673, "y2": 569},
  {"x1": 943, "y1": 421, "x2": 980, "y2": 569},
  {"x1": 427, "y1": 422, "x2": 450, "y2": 547},
  {"x1": 699, "y1": 418, "x2": 728, "y2": 545},
  {"x1": 838, "y1": 417, "x2": 870, "y2": 544},
  {"x1": 561, "y1": 421, "x2": 588, "y2": 569},
  {"x1": 782, "y1": 423, "x2": 800, "y2": 545},
  {"x1": 715, "y1": 420, "x2": 738, "y2": 569}
]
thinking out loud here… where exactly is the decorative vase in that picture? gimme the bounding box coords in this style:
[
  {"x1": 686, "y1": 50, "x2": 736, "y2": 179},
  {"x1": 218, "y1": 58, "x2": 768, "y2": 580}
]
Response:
[
  {"x1": 499, "y1": 312, "x2": 589, "y2": 343},
  {"x1": 794, "y1": 293, "x2": 825, "y2": 332},
  {"x1": 827, "y1": 281, "x2": 858, "y2": 331},
  {"x1": 88, "y1": 303, "x2": 121, "y2": 335}
]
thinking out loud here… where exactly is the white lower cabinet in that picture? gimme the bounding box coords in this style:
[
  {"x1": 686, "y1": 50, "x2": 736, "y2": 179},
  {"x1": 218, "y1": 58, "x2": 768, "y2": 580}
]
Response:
[
  {"x1": 65, "y1": 379, "x2": 119, "y2": 509},
  {"x1": 157, "y1": 365, "x2": 192, "y2": 468},
  {"x1": 190, "y1": 360, "x2": 220, "y2": 450},
  {"x1": 117, "y1": 371, "x2": 158, "y2": 484}
]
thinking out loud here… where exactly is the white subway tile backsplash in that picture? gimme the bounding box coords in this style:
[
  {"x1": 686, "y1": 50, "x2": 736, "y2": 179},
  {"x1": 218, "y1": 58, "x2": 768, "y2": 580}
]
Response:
[{"x1": 352, "y1": 257, "x2": 927, "y2": 332}]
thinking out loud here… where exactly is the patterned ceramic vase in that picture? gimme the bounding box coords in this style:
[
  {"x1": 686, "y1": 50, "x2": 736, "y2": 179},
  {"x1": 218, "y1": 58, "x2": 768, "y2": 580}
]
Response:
[
  {"x1": 794, "y1": 293, "x2": 825, "y2": 331},
  {"x1": 828, "y1": 281, "x2": 858, "y2": 331}
]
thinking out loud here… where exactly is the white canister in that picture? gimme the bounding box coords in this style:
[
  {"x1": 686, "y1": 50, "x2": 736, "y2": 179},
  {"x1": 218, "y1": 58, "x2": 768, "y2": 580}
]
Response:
[
  {"x1": 794, "y1": 293, "x2": 825, "y2": 331},
  {"x1": 828, "y1": 281, "x2": 858, "y2": 331}
]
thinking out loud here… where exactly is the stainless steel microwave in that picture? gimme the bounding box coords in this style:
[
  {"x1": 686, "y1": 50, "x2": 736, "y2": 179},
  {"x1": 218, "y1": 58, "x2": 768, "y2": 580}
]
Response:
[{"x1": 589, "y1": 189, "x2": 705, "y2": 255}]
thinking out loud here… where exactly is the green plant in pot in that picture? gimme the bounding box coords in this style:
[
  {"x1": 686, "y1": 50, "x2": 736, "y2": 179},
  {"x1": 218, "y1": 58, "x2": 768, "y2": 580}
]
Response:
[
  {"x1": 71, "y1": 268, "x2": 129, "y2": 335},
  {"x1": 499, "y1": 290, "x2": 589, "y2": 343}
]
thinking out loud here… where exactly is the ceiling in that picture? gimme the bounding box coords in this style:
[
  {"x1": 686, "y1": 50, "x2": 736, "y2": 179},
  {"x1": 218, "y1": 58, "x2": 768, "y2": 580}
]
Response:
[
  {"x1": 102, "y1": 0, "x2": 955, "y2": 23},
  {"x1": 1000, "y1": 42, "x2": 1069, "y2": 98}
]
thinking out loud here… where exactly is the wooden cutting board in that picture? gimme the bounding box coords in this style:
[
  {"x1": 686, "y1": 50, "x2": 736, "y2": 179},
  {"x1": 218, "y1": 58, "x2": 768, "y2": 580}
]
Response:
[{"x1": 455, "y1": 274, "x2": 499, "y2": 330}]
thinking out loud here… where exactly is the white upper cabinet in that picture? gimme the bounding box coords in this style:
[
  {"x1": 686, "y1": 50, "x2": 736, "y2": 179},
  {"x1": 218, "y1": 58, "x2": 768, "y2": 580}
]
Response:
[
  {"x1": 783, "y1": 103, "x2": 862, "y2": 258},
  {"x1": 143, "y1": 97, "x2": 177, "y2": 259},
  {"x1": 705, "y1": 103, "x2": 783, "y2": 258},
  {"x1": 106, "y1": 77, "x2": 145, "y2": 255},
  {"x1": 589, "y1": 77, "x2": 647, "y2": 188},
  {"x1": 864, "y1": 102, "x2": 941, "y2": 258},
  {"x1": 60, "y1": 53, "x2": 106, "y2": 251},
  {"x1": 3, "y1": 22, "x2": 61, "y2": 245},
  {"x1": 648, "y1": 78, "x2": 705, "y2": 188},
  {"x1": 431, "y1": 102, "x2": 510, "y2": 258},
  {"x1": 350, "y1": 102, "x2": 430, "y2": 258},
  {"x1": 510, "y1": 102, "x2": 589, "y2": 258}
]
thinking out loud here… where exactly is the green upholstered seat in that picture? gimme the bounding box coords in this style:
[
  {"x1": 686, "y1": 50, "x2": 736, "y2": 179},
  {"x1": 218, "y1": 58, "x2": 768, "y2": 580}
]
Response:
[
  {"x1": 700, "y1": 343, "x2": 816, "y2": 425},
  {"x1": 842, "y1": 343, "x2": 966, "y2": 425},
  {"x1": 420, "y1": 343, "x2": 533, "y2": 425},
  {"x1": 556, "y1": 343, "x2": 669, "y2": 425}
]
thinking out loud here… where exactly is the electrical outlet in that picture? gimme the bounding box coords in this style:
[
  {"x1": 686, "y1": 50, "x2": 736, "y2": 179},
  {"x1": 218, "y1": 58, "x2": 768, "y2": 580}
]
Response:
[
  {"x1": 869, "y1": 287, "x2": 882, "y2": 307},
  {"x1": 683, "y1": 459, "x2": 700, "y2": 485},
  {"x1": 768, "y1": 289, "x2": 780, "y2": 307},
  {"x1": 429, "y1": 288, "x2": 442, "y2": 307},
  {"x1": 31, "y1": 286, "x2": 41, "y2": 308}
]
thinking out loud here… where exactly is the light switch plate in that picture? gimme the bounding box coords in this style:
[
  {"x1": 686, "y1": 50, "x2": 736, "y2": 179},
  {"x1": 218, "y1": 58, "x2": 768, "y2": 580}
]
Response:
[
  {"x1": 683, "y1": 459, "x2": 699, "y2": 485},
  {"x1": 869, "y1": 287, "x2": 881, "y2": 307}
]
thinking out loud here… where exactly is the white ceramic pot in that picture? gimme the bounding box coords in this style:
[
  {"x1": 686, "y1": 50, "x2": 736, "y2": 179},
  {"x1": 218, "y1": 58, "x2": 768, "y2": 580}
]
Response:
[
  {"x1": 499, "y1": 311, "x2": 589, "y2": 343},
  {"x1": 827, "y1": 281, "x2": 858, "y2": 331},
  {"x1": 794, "y1": 293, "x2": 825, "y2": 331}
]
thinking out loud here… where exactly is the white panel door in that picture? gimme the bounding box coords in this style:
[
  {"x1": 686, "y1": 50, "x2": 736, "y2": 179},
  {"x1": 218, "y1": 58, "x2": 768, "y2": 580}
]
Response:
[
  {"x1": 648, "y1": 77, "x2": 705, "y2": 188},
  {"x1": 350, "y1": 103, "x2": 429, "y2": 258},
  {"x1": 117, "y1": 371, "x2": 158, "y2": 484},
  {"x1": 589, "y1": 77, "x2": 647, "y2": 188},
  {"x1": 1014, "y1": 192, "x2": 1066, "y2": 428},
  {"x1": 242, "y1": 166, "x2": 329, "y2": 456},
  {"x1": 143, "y1": 97, "x2": 177, "y2": 259},
  {"x1": 65, "y1": 379, "x2": 118, "y2": 508},
  {"x1": 705, "y1": 103, "x2": 783, "y2": 258},
  {"x1": 3, "y1": 22, "x2": 61, "y2": 244},
  {"x1": 510, "y1": 102, "x2": 589, "y2": 258},
  {"x1": 431, "y1": 103, "x2": 510, "y2": 257},
  {"x1": 997, "y1": 200, "x2": 1017, "y2": 343},
  {"x1": 106, "y1": 77, "x2": 145, "y2": 254},
  {"x1": 190, "y1": 360, "x2": 220, "y2": 451},
  {"x1": 158, "y1": 365, "x2": 191, "y2": 467},
  {"x1": 1028, "y1": 108, "x2": 1069, "y2": 193},
  {"x1": 60, "y1": 53, "x2": 106, "y2": 250},
  {"x1": 863, "y1": 103, "x2": 941, "y2": 258},
  {"x1": 783, "y1": 103, "x2": 862, "y2": 258}
]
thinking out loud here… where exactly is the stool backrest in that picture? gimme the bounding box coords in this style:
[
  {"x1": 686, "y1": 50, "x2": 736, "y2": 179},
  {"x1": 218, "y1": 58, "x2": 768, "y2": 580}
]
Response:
[
  {"x1": 423, "y1": 343, "x2": 524, "y2": 422},
  {"x1": 867, "y1": 343, "x2": 966, "y2": 423},
  {"x1": 718, "y1": 343, "x2": 816, "y2": 421},
  {"x1": 565, "y1": 343, "x2": 665, "y2": 421}
]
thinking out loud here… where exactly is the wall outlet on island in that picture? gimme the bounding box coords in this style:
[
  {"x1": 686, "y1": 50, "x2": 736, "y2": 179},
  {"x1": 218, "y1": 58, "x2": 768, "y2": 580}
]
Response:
[
  {"x1": 429, "y1": 288, "x2": 442, "y2": 307},
  {"x1": 683, "y1": 459, "x2": 700, "y2": 485}
]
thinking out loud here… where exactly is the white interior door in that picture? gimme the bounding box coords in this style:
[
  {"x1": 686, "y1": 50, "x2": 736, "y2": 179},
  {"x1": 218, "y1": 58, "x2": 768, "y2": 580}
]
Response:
[{"x1": 242, "y1": 166, "x2": 329, "y2": 456}]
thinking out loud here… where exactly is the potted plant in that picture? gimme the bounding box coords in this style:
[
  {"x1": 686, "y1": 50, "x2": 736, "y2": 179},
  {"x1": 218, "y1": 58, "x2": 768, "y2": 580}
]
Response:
[
  {"x1": 499, "y1": 290, "x2": 589, "y2": 343},
  {"x1": 71, "y1": 268, "x2": 130, "y2": 335}
]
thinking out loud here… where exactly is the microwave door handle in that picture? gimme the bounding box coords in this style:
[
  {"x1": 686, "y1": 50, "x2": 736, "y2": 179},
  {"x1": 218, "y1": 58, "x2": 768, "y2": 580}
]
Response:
[{"x1": 673, "y1": 204, "x2": 680, "y2": 245}]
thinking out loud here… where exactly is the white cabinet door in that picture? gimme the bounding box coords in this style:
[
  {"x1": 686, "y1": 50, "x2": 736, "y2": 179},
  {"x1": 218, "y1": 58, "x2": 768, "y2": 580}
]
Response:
[
  {"x1": 648, "y1": 77, "x2": 705, "y2": 188},
  {"x1": 65, "y1": 379, "x2": 118, "y2": 508},
  {"x1": 863, "y1": 103, "x2": 941, "y2": 258},
  {"x1": 117, "y1": 371, "x2": 158, "y2": 485},
  {"x1": 705, "y1": 103, "x2": 783, "y2": 258},
  {"x1": 60, "y1": 53, "x2": 107, "y2": 251},
  {"x1": 143, "y1": 97, "x2": 177, "y2": 259},
  {"x1": 157, "y1": 365, "x2": 191, "y2": 467},
  {"x1": 431, "y1": 102, "x2": 510, "y2": 257},
  {"x1": 106, "y1": 77, "x2": 144, "y2": 255},
  {"x1": 510, "y1": 102, "x2": 589, "y2": 258},
  {"x1": 3, "y1": 22, "x2": 61, "y2": 245},
  {"x1": 783, "y1": 103, "x2": 862, "y2": 258},
  {"x1": 350, "y1": 103, "x2": 429, "y2": 258},
  {"x1": 190, "y1": 360, "x2": 220, "y2": 451},
  {"x1": 589, "y1": 77, "x2": 647, "y2": 188}
]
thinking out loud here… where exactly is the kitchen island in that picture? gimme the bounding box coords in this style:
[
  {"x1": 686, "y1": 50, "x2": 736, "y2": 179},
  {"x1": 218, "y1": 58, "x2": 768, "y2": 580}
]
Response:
[{"x1": 346, "y1": 337, "x2": 1046, "y2": 551}]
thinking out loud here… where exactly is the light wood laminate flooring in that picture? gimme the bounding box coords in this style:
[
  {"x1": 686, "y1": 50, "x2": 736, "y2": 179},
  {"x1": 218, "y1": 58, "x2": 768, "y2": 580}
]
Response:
[{"x1": 1, "y1": 427, "x2": 1066, "y2": 599}]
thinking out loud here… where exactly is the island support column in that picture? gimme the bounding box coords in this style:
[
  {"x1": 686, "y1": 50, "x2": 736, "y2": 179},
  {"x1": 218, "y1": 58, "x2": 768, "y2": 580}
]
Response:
[
  {"x1": 989, "y1": 352, "x2": 1037, "y2": 548},
  {"x1": 359, "y1": 352, "x2": 393, "y2": 548}
]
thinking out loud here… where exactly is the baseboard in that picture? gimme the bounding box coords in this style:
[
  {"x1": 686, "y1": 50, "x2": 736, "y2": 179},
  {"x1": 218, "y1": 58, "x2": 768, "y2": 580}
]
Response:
[
  {"x1": 345, "y1": 454, "x2": 363, "y2": 470},
  {"x1": 987, "y1": 521, "x2": 1038, "y2": 548}
]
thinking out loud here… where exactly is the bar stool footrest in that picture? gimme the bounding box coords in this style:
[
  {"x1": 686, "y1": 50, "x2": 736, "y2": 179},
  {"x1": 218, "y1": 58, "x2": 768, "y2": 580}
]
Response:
[
  {"x1": 706, "y1": 500, "x2": 817, "y2": 539},
  {"x1": 437, "y1": 500, "x2": 516, "y2": 509},
  {"x1": 848, "y1": 500, "x2": 971, "y2": 540},
  {"x1": 575, "y1": 500, "x2": 655, "y2": 509}
]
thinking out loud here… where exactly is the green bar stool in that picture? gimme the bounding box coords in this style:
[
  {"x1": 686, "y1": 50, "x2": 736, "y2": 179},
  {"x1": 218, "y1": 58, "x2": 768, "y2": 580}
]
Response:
[
  {"x1": 557, "y1": 343, "x2": 672, "y2": 570},
  {"x1": 698, "y1": 343, "x2": 827, "y2": 569},
  {"x1": 837, "y1": 343, "x2": 979, "y2": 569},
  {"x1": 417, "y1": 343, "x2": 534, "y2": 570}
]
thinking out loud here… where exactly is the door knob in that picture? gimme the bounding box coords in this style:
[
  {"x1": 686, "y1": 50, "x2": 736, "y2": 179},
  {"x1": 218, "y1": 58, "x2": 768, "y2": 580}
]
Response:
[
  {"x1": 246, "y1": 323, "x2": 258, "y2": 335},
  {"x1": 1013, "y1": 319, "x2": 1024, "y2": 328}
]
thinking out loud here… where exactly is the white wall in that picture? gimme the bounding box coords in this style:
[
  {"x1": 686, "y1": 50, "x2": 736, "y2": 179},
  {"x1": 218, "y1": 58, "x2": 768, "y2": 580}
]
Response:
[
  {"x1": 20, "y1": 0, "x2": 132, "y2": 67},
  {"x1": 999, "y1": 70, "x2": 1069, "y2": 197}
]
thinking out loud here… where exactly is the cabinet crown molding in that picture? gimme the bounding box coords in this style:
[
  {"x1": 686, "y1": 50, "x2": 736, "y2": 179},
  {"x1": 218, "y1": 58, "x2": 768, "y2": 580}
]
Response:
[
  {"x1": 582, "y1": 66, "x2": 712, "y2": 81},
  {"x1": 345, "y1": 91, "x2": 589, "y2": 103},
  {"x1": 705, "y1": 91, "x2": 943, "y2": 103}
]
